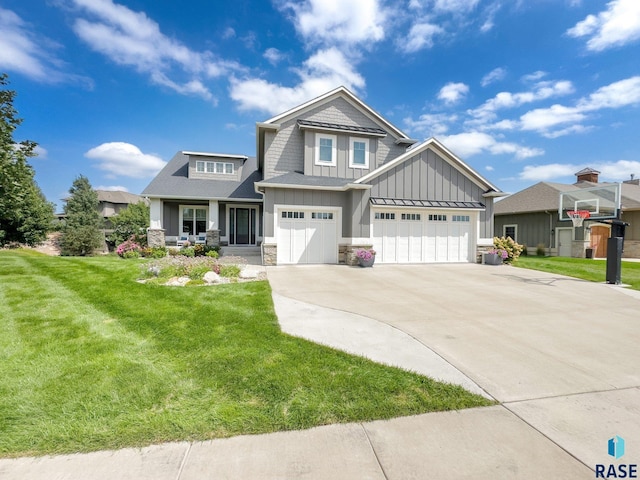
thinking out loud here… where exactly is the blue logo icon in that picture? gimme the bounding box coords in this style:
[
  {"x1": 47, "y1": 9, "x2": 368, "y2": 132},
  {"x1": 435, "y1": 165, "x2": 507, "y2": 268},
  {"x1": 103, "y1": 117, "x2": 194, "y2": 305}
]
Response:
[{"x1": 608, "y1": 436, "x2": 625, "y2": 459}]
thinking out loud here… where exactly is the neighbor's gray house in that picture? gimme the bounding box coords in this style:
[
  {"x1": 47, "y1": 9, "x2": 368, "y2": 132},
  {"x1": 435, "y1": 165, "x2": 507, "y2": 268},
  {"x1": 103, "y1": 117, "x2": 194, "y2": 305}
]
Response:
[
  {"x1": 494, "y1": 168, "x2": 640, "y2": 258},
  {"x1": 143, "y1": 87, "x2": 504, "y2": 265}
]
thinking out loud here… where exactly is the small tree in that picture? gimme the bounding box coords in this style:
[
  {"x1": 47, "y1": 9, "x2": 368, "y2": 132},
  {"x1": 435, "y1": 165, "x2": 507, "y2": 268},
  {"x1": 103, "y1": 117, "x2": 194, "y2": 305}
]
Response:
[
  {"x1": 0, "y1": 73, "x2": 54, "y2": 246},
  {"x1": 60, "y1": 175, "x2": 103, "y2": 256},
  {"x1": 109, "y1": 201, "x2": 150, "y2": 246}
]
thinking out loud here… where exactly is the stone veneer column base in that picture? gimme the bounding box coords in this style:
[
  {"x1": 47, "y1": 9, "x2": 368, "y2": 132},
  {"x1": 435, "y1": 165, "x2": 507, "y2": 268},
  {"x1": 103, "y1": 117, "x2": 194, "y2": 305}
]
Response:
[
  {"x1": 623, "y1": 240, "x2": 640, "y2": 258},
  {"x1": 147, "y1": 229, "x2": 165, "y2": 248},
  {"x1": 344, "y1": 244, "x2": 374, "y2": 266},
  {"x1": 572, "y1": 240, "x2": 589, "y2": 258},
  {"x1": 476, "y1": 245, "x2": 494, "y2": 263},
  {"x1": 262, "y1": 244, "x2": 277, "y2": 265},
  {"x1": 206, "y1": 229, "x2": 220, "y2": 247}
]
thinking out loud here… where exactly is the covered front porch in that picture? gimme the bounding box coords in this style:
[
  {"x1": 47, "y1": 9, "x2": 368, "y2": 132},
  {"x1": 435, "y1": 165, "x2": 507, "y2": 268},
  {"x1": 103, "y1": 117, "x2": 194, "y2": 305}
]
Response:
[{"x1": 147, "y1": 198, "x2": 263, "y2": 247}]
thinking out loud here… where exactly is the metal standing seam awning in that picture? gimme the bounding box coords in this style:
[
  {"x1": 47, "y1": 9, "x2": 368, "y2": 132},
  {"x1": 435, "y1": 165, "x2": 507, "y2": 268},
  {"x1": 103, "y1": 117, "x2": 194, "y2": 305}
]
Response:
[{"x1": 370, "y1": 197, "x2": 485, "y2": 209}]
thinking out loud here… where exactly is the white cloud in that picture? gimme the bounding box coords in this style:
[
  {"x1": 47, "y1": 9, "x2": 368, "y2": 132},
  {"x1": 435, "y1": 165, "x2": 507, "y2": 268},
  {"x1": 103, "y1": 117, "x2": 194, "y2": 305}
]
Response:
[
  {"x1": 85, "y1": 142, "x2": 166, "y2": 178},
  {"x1": 69, "y1": 0, "x2": 241, "y2": 101},
  {"x1": 481, "y1": 67, "x2": 506, "y2": 87},
  {"x1": 230, "y1": 48, "x2": 365, "y2": 114},
  {"x1": 519, "y1": 104, "x2": 586, "y2": 132},
  {"x1": 34, "y1": 145, "x2": 48, "y2": 159},
  {"x1": 95, "y1": 185, "x2": 129, "y2": 192},
  {"x1": 596, "y1": 160, "x2": 640, "y2": 180},
  {"x1": 264, "y1": 47, "x2": 285, "y2": 65},
  {"x1": 567, "y1": 0, "x2": 640, "y2": 51},
  {"x1": 519, "y1": 160, "x2": 640, "y2": 182},
  {"x1": 485, "y1": 165, "x2": 494, "y2": 172},
  {"x1": 403, "y1": 113, "x2": 458, "y2": 137},
  {"x1": 0, "y1": 7, "x2": 91, "y2": 85},
  {"x1": 577, "y1": 76, "x2": 640, "y2": 110},
  {"x1": 519, "y1": 164, "x2": 578, "y2": 181},
  {"x1": 521, "y1": 71, "x2": 547, "y2": 83},
  {"x1": 433, "y1": 0, "x2": 480, "y2": 13},
  {"x1": 283, "y1": 0, "x2": 386, "y2": 47},
  {"x1": 438, "y1": 82, "x2": 469, "y2": 104},
  {"x1": 469, "y1": 80, "x2": 575, "y2": 125},
  {"x1": 222, "y1": 27, "x2": 236, "y2": 39},
  {"x1": 518, "y1": 76, "x2": 640, "y2": 135},
  {"x1": 440, "y1": 131, "x2": 544, "y2": 159},
  {"x1": 400, "y1": 22, "x2": 444, "y2": 53}
]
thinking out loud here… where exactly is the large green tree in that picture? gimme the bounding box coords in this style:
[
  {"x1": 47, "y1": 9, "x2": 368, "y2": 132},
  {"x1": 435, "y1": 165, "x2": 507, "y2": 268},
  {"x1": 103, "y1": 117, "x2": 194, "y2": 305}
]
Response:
[
  {"x1": 0, "y1": 73, "x2": 54, "y2": 246},
  {"x1": 60, "y1": 175, "x2": 103, "y2": 256},
  {"x1": 108, "y1": 201, "x2": 150, "y2": 246}
]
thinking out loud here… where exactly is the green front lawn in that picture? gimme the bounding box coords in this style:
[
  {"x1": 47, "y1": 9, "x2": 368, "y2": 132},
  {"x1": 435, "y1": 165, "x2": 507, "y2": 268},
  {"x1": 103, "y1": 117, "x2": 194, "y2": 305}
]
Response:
[
  {"x1": 0, "y1": 250, "x2": 491, "y2": 458},
  {"x1": 514, "y1": 256, "x2": 640, "y2": 290}
]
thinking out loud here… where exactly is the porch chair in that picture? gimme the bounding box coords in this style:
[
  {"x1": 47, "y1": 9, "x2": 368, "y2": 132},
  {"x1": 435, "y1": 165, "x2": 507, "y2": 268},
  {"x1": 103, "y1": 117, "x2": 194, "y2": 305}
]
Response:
[
  {"x1": 176, "y1": 233, "x2": 189, "y2": 247},
  {"x1": 195, "y1": 232, "x2": 207, "y2": 245}
]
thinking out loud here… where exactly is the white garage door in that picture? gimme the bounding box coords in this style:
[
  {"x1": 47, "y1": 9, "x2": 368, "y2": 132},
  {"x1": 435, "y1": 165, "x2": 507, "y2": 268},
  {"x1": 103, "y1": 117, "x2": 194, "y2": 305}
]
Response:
[
  {"x1": 277, "y1": 209, "x2": 338, "y2": 264},
  {"x1": 373, "y1": 211, "x2": 472, "y2": 263}
]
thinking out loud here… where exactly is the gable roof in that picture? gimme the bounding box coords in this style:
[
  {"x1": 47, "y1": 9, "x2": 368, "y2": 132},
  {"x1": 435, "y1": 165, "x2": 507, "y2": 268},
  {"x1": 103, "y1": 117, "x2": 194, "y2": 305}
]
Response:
[
  {"x1": 95, "y1": 190, "x2": 146, "y2": 205},
  {"x1": 262, "y1": 86, "x2": 413, "y2": 141},
  {"x1": 494, "y1": 180, "x2": 640, "y2": 214},
  {"x1": 142, "y1": 152, "x2": 262, "y2": 201},
  {"x1": 354, "y1": 137, "x2": 503, "y2": 194}
]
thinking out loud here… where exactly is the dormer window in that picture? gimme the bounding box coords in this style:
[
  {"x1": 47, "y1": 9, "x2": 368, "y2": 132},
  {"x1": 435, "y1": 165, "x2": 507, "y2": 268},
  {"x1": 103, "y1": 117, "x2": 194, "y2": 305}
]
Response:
[
  {"x1": 315, "y1": 134, "x2": 337, "y2": 166},
  {"x1": 349, "y1": 137, "x2": 369, "y2": 169},
  {"x1": 196, "y1": 160, "x2": 234, "y2": 175}
]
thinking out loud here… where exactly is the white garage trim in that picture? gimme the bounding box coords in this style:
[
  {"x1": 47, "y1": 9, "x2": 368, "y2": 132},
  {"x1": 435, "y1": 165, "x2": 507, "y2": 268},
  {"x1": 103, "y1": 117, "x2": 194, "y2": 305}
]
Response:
[
  {"x1": 275, "y1": 205, "x2": 341, "y2": 265},
  {"x1": 371, "y1": 208, "x2": 477, "y2": 264}
]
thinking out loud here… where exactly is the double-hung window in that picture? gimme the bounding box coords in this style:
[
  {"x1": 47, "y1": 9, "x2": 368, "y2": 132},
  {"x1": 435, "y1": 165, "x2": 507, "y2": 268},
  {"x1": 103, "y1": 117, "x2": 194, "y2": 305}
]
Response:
[
  {"x1": 349, "y1": 137, "x2": 369, "y2": 169},
  {"x1": 315, "y1": 134, "x2": 337, "y2": 166}
]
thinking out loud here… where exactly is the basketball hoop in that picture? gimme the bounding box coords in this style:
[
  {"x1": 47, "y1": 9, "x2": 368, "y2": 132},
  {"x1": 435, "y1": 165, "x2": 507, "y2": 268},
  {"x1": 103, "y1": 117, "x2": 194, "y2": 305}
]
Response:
[{"x1": 567, "y1": 210, "x2": 590, "y2": 228}]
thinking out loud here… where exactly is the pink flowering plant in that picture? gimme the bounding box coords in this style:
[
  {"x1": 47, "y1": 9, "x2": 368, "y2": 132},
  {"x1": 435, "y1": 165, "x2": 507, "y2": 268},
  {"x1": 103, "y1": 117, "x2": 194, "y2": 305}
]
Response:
[
  {"x1": 492, "y1": 236, "x2": 524, "y2": 263},
  {"x1": 355, "y1": 248, "x2": 376, "y2": 261},
  {"x1": 116, "y1": 239, "x2": 142, "y2": 258}
]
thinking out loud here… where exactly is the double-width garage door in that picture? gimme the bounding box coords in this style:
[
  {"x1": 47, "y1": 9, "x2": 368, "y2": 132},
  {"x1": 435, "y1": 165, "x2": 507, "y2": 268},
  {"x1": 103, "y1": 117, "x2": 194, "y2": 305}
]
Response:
[
  {"x1": 277, "y1": 209, "x2": 338, "y2": 264},
  {"x1": 373, "y1": 210, "x2": 473, "y2": 263}
]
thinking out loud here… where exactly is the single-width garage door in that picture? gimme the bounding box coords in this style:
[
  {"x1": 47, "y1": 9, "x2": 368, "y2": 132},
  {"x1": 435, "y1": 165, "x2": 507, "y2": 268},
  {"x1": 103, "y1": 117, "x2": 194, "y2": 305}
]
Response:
[
  {"x1": 373, "y1": 210, "x2": 472, "y2": 263},
  {"x1": 277, "y1": 209, "x2": 338, "y2": 264}
]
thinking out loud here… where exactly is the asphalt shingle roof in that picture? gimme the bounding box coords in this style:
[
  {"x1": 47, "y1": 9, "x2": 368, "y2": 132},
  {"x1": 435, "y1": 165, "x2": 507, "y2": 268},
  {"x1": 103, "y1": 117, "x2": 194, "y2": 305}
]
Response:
[
  {"x1": 141, "y1": 153, "x2": 262, "y2": 200},
  {"x1": 297, "y1": 119, "x2": 387, "y2": 136}
]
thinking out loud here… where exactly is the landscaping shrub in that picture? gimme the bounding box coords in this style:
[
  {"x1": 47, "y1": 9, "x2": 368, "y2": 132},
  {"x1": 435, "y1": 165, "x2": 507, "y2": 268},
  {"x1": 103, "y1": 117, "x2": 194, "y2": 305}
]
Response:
[
  {"x1": 116, "y1": 239, "x2": 142, "y2": 258},
  {"x1": 219, "y1": 264, "x2": 241, "y2": 278},
  {"x1": 141, "y1": 246, "x2": 167, "y2": 258},
  {"x1": 493, "y1": 236, "x2": 524, "y2": 263},
  {"x1": 536, "y1": 243, "x2": 546, "y2": 256}
]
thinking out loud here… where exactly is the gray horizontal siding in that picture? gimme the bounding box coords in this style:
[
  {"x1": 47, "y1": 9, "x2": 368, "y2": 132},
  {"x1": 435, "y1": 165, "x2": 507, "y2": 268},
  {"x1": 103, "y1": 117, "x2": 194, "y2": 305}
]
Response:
[{"x1": 188, "y1": 157, "x2": 243, "y2": 181}]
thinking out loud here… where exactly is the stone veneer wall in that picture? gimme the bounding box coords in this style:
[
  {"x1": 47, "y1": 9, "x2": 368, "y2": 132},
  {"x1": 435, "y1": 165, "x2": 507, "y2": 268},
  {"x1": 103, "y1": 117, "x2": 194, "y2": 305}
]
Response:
[
  {"x1": 262, "y1": 244, "x2": 277, "y2": 266},
  {"x1": 344, "y1": 244, "x2": 374, "y2": 266},
  {"x1": 147, "y1": 229, "x2": 165, "y2": 248},
  {"x1": 206, "y1": 229, "x2": 220, "y2": 247},
  {"x1": 572, "y1": 240, "x2": 590, "y2": 258},
  {"x1": 476, "y1": 245, "x2": 493, "y2": 263}
]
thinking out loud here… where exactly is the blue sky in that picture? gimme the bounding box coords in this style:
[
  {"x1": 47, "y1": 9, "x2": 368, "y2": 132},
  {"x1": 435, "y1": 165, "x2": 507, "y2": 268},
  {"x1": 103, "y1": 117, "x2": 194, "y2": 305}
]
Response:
[{"x1": 2, "y1": 0, "x2": 640, "y2": 210}]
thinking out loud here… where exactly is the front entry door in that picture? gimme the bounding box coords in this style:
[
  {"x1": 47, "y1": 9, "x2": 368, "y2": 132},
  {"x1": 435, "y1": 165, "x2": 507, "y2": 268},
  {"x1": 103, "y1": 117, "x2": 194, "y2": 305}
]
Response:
[{"x1": 230, "y1": 207, "x2": 256, "y2": 245}]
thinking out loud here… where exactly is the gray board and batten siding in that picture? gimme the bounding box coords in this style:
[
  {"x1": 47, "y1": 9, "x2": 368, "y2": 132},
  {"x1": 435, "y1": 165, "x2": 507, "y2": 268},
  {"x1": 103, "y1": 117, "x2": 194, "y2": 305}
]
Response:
[
  {"x1": 367, "y1": 147, "x2": 494, "y2": 238},
  {"x1": 263, "y1": 96, "x2": 408, "y2": 180},
  {"x1": 494, "y1": 212, "x2": 587, "y2": 251},
  {"x1": 262, "y1": 187, "x2": 364, "y2": 238}
]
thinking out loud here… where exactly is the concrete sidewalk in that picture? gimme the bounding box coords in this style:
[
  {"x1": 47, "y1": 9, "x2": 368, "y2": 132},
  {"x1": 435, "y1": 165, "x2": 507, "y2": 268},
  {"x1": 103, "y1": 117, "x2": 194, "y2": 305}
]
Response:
[{"x1": 0, "y1": 406, "x2": 593, "y2": 480}]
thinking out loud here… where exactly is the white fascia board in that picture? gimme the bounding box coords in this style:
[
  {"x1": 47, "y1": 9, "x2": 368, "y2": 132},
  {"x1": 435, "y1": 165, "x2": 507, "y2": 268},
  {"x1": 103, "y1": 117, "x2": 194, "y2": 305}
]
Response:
[
  {"x1": 355, "y1": 137, "x2": 502, "y2": 193},
  {"x1": 182, "y1": 151, "x2": 248, "y2": 160},
  {"x1": 255, "y1": 182, "x2": 371, "y2": 192},
  {"x1": 143, "y1": 194, "x2": 262, "y2": 202},
  {"x1": 483, "y1": 191, "x2": 510, "y2": 198}
]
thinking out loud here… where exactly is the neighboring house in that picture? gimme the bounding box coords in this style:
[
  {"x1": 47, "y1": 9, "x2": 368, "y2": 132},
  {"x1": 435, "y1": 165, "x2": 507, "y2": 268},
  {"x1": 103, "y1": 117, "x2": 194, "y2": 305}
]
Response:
[
  {"x1": 143, "y1": 87, "x2": 504, "y2": 265},
  {"x1": 56, "y1": 190, "x2": 147, "y2": 227},
  {"x1": 494, "y1": 168, "x2": 640, "y2": 258}
]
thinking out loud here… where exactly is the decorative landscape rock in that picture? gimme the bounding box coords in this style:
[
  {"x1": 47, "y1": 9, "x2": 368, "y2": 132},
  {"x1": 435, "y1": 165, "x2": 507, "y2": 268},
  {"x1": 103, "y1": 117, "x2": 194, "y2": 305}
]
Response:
[
  {"x1": 203, "y1": 271, "x2": 221, "y2": 284},
  {"x1": 239, "y1": 268, "x2": 259, "y2": 279},
  {"x1": 165, "y1": 276, "x2": 190, "y2": 286}
]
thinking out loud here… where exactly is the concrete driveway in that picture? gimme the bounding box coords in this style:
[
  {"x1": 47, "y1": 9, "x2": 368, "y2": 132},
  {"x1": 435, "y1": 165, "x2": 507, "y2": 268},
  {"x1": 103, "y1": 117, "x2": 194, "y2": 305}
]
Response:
[{"x1": 268, "y1": 263, "x2": 640, "y2": 473}]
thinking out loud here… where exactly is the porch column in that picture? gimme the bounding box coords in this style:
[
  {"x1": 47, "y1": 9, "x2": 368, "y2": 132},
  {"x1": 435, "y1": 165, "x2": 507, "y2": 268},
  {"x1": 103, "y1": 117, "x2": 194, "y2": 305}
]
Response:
[
  {"x1": 147, "y1": 198, "x2": 165, "y2": 247},
  {"x1": 207, "y1": 200, "x2": 220, "y2": 247}
]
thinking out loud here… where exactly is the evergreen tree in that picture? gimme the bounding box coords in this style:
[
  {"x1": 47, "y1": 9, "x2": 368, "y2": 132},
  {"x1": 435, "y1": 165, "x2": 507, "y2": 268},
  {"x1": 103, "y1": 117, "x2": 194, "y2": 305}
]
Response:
[
  {"x1": 0, "y1": 73, "x2": 54, "y2": 246},
  {"x1": 61, "y1": 175, "x2": 103, "y2": 256},
  {"x1": 108, "y1": 201, "x2": 150, "y2": 246}
]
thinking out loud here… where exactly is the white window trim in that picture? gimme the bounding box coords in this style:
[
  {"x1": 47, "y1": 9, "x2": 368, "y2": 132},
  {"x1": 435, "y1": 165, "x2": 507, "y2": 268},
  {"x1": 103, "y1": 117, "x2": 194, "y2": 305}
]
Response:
[
  {"x1": 503, "y1": 224, "x2": 517, "y2": 241},
  {"x1": 179, "y1": 205, "x2": 208, "y2": 236},
  {"x1": 315, "y1": 134, "x2": 337, "y2": 166},
  {"x1": 349, "y1": 137, "x2": 369, "y2": 169},
  {"x1": 196, "y1": 161, "x2": 205, "y2": 172}
]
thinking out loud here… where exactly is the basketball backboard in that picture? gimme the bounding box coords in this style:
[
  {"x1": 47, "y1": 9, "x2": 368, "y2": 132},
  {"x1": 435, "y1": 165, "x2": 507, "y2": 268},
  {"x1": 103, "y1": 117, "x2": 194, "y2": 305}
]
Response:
[{"x1": 559, "y1": 183, "x2": 621, "y2": 221}]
